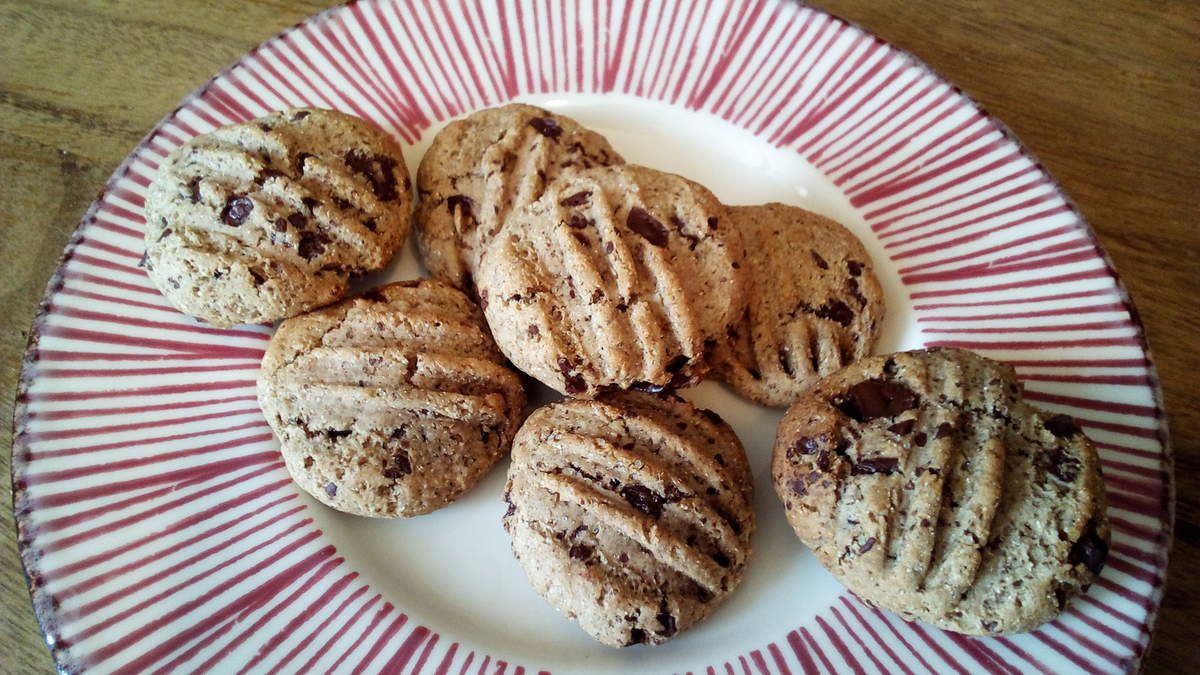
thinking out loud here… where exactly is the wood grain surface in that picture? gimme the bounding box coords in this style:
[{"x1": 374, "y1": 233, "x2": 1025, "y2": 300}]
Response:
[{"x1": 1, "y1": 1, "x2": 1196, "y2": 672}]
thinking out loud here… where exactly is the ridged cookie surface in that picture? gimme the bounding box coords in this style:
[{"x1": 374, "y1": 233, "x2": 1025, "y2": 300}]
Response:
[
  {"x1": 258, "y1": 279, "x2": 526, "y2": 518},
  {"x1": 415, "y1": 103, "x2": 622, "y2": 289},
  {"x1": 714, "y1": 203, "x2": 884, "y2": 407},
  {"x1": 772, "y1": 348, "x2": 1109, "y2": 635},
  {"x1": 504, "y1": 391, "x2": 755, "y2": 647},
  {"x1": 144, "y1": 108, "x2": 413, "y2": 327},
  {"x1": 477, "y1": 165, "x2": 747, "y2": 397}
]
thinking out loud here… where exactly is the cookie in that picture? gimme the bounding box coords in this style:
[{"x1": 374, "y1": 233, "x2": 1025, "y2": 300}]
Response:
[
  {"x1": 771, "y1": 348, "x2": 1109, "y2": 635},
  {"x1": 144, "y1": 108, "x2": 413, "y2": 328},
  {"x1": 713, "y1": 203, "x2": 885, "y2": 407},
  {"x1": 257, "y1": 279, "x2": 526, "y2": 518},
  {"x1": 414, "y1": 103, "x2": 622, "y2": 289},
  {"x1": 476, "y1": 164, "x2": 747, "y2": 397},
  {"x1": 503, "y1": 391, "x2": 755, "y2": 647}
]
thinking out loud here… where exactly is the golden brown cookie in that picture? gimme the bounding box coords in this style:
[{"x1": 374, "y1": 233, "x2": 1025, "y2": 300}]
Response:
[
  {"x1": 477, "y1": 165, "x2": 747, "y2": 397},
  {"x1": 257, "y1": 279, "x2": 526, "y2": 518},
  {"x1": 772, "y1": 348, "x2": 1109, "y2": 635},
  {"x1": 503, "y1": 391, "x2": 755, "y2": 647},
  {"x1": 714, "y1": 203, "x2": 884, "y2": 407},
  {"x1": 144, "y1": 108, "x2": 413, "y2": 327},
  {"x1": 415, "y1": 103, "x2": 622, "y2": 289}
]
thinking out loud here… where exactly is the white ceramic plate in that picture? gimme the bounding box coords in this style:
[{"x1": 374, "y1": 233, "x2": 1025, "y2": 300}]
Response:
[{"x1": 13, "y1": 1, "x2": 1171, "y2": 673}]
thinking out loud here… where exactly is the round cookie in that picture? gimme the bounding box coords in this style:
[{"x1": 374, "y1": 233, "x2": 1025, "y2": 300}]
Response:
[
  {"x1": 771, "y1": 347, "x2": 1109, "y2": 635},
  {"x1": 414, "y1": 103, "x2": 622, "y2": 290},
  {"x1": 503, "y1": 391, "x2": 755, "y2": 647},
  {"x1": 713, "y1": 203, "x2": 885, "y2": 407},
  {"x1": 257, "y1": 279, "x2": 526, "y2": 518},
  {"x1": 477, "y1": 164, "x2": 747, "y2": 397},
  {"x1": 144, "y1": 108, "x2": 414, "y2": 328}
]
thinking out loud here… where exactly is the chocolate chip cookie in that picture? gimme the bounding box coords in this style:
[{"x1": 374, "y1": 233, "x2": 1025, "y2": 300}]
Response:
[
  {"x1": 504, "y1": 391, "x2": 755, "y2": 647},
  {"x1": 144, "y1": 108, "x2": 413, "y2": 327},
  {"x1": 415, "y1": 103, "x2": 622, "y2": 290},
  {"x1": 476, "y1": 164, "x2": 747, "y2": 397},
  {"x1": 713, "y1": 203, "x2": 884, "y2": 407},
  {"x1": 772, "y1": 347, "x2": 1109, "y2": 635},
  {"x1": 257, "y1": 279, "x2": 526, "y2": 518}
]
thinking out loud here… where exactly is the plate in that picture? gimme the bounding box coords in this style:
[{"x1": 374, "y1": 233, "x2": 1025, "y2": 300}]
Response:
[{"x1": 12, "y1": 1, "x2": 1171, "y2": 673}]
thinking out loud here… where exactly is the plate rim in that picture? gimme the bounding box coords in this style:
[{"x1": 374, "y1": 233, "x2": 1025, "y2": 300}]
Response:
[{"x1": 9, "y1": 0, "x2": 1174, "y2": 672}]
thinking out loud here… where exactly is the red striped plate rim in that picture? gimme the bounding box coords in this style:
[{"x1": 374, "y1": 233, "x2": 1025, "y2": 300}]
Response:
[{"x1": 12, "y1": 1, "x2": 1171, "y2": 673}]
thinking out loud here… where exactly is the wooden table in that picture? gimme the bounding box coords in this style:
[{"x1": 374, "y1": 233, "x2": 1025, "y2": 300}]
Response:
[{"x1": 2, "y1": 1, "x2": 1196, "y2": 671}]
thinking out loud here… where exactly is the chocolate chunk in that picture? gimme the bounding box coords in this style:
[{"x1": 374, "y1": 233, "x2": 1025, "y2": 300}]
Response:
[
  {"x1": 815, "y1": 449, "x2": 833, "y2": 471},
  {"x1": 344, "y1": 150, "x2": 400, "y2": 201},
  {"x1": 567, "y1": 213, "x2": 592, "y2": 229},
  {"x1": 446, "y1": 194, "x2": 476, "y2": 229},
  {"x1": 324, "y1": 483, "x2": 338, "y2": 497},
  {"x1": 295, "y1": 152, "x2": 313, "y2": 174},
  {"x1": 302, "y1": 196, "x2": 319, "y2": 211},
  {"x1": 620, "y1": 485, "x2": 665, "y2": 519},
  {"x1": 1068, "y1": 519, "x2": 1108, "y2": 574},
  {"x1": 287, "y1": 212, "x2": 308, "y2": 229},
  {"x1": 364, "y1": 218, "x2": 378, "y2": 232},
  {"x1": 810, "y1": 250, "x2": 829, "y2": 269},
  {"x1": 560, "y1": 190, "x2": 592, "y2": 207},
  {"x1": 792, "y1": 436, "x2": 822, "y2": 455},
  {"x1": 790, "y1": 477, "x2": 808, "y2": 495},
  {"x1": 528, "y1": 116, "x2": 562, "y2": 139},
  {"x1": 273, "y1": 218, "x2": 288, "y2": 233},
  {"x1": 221, "y1": 196, "x2": 254, "y2": 226},
  {"x1": 664, "y1": 484, "x2": 687, "y2": 502},
  {"x1": 847, "y1": 276, "x2": 868, "y2": 306},
  {"x1": 813, "y1": 300, "x2": 854, "y2": 326},
  {"x1": 706, "y1": 216, "x2": 718, "y2": 230},
  {"x1": 618, "y1": 552, "x2": 629, "y2": 563},
  {"x1": 1044, "y1": 447, "x2": 1081, "y2": 482},
  {"x1": 188, "y1": 176, "x2": 202, "y2": 203},
  {"x1": 888, "y1": 420, "x2": 916, "y2": 436},
  {"x1": 847, "y1": 260, "x2": 864, "y2": 277},
  {"x1": 628, "y1": 628, "x2": 648, "y2": 646},
  {"x1": 712, "y1": 552, "x2": 731, "y2": 568},
  {"x1": 568, "y1": 543, "x2": 594, "y2": 561},
  {"x1": 858, "y1": 537, "x2": 876, "y2": 554},
  {"x1": 298, "y1": 231, "x2": 329, "y2": 261},
  {"x1": 935, "y1": 422, "x2": 955, "y2": 439},
  {"x1": 1045, "y1": 414, "x2": 1082, "y2": 438},
  {"x1": 326, "y1": 429, "x2": 352, "y2": 440},
  {"x1": 557, "y1": 357, "x2": 586, "y2": 394},
  {"x1": 656, "y1": 612, "x2": 677, "y2": 637},
  {"x1": 834, "y1": 379, "x2": 920, "y2": 422},
  {"x1": 669, "y1": 215, "x2": 701, "y2": 249},
  {"x1": 563, "y1": 372, "x2": 586, "y2": 394},
  {"x1": 292, "y1": 110, "x2": 311, "y2": 121},
  {"x1": 851, "y1": 457, "x2": 899, "y2": 476},
  {"x1": 383, "y1": 450, "x2": 412, "y2": 479},
  {"x1": 913, "y1": 432, "x2": 928, "y2": 447},
  {"x1": 627, "y1": 207, "x2": 669, "y2": 247}
]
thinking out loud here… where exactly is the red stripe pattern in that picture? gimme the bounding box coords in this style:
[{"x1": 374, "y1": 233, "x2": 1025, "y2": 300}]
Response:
[{"x1": 12, "y1": 1, "x2": 1168, "y2": 673}]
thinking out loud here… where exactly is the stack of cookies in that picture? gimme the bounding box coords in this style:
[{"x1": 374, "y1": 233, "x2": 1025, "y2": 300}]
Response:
[{"x1": 144, "y1": 103, "x2": 1108, "y2": 649}]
